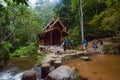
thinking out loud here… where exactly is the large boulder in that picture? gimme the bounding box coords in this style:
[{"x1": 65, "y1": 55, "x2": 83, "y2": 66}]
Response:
[
  {"x1": 46, "y1": 66, "x2": 81, "y2": 80},
  {"x1": 22, "y1": 70, "x2": 36, "y2": 80}
]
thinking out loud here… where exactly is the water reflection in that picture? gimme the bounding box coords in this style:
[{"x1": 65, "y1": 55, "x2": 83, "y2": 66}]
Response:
[{"x1": 63, "y1": 54, "x2": 120, "y2": 80}]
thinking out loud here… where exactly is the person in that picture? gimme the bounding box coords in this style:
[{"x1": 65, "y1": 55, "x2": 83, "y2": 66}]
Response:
[
  {"x1": 97, "y1": 40, "x2": 104, "y2": 54},
  {"x1": 92, "y1": 39, "x2": 98, "y2": 53},
  {"x1": 82, "y1": 39, "x2": 88, "y2": 50},
  {"x1": 69, "y1": 39, "x2": 73, "y2": 49},
  {"x1": 62, "y1": 39, "x2": 67, "y2": 51}
]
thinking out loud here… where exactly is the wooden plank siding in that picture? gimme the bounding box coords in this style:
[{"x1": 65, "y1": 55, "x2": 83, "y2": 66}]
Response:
[{"x1": 38, "y1": 19, "x2": 68, "y2": 46}]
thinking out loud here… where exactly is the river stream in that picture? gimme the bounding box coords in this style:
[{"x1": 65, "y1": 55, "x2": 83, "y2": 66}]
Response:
[
  {"x1": 0, "y1": 57, "x2": 36, "y2": 80},
  {"x1": 1, "y1": 54, "x2": 120, "y2": 80},
  {"x1": 63, "y1": 54, "x2": 120, "y2": 80}
]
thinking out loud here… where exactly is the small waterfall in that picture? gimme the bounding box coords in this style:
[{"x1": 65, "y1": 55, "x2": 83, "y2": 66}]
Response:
[
  {"x1": 0, "y1": 67, "x2": 43, "y2": 80},
  {"x1": 0, "y1": 72, "x2": 12, "y2": 80},
  {"x1": 9, "y1": 72, "x2": 23, "y2": 80},
  {"x1": 0, "y1": 67, "x2": 23, "y2": 80},
  {"x1": 0, "y1": 57, "x2": 36, "y2": 80},
  {"x1": 0, "y1": 65, "x2": 55, "y2": 80}
]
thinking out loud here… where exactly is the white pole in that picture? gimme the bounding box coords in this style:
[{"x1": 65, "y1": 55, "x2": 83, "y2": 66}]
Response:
[{"x1": 80, "y1": 0, "x2": 84, "y2": 41}]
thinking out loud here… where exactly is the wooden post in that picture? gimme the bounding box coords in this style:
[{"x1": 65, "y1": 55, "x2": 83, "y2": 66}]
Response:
[
  {"x1": 50, "y1": 31, "x2": 52, "y2": 45},
  {"x1": 41, "y1": 63, "x2": 50, "y2": 79},
  {"x1": 50, "y1": 59, "x2": 56, "y2": 65},
  {"x1": 60, "y1": 31, "x2": 62, "y2": 45},
  {"x1": 54, "y1": 60, "x2": 62, "y2": 68}
]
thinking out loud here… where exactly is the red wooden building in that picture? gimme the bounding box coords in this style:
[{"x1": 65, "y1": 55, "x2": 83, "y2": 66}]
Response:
[{"x1": 38, "y1": 19, "x2": 68, "y2": 46}]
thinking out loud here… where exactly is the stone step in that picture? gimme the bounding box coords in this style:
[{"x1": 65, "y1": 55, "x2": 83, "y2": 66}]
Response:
[{"x1": 80, "y1": 56, "x2": 90, "y2": 61}]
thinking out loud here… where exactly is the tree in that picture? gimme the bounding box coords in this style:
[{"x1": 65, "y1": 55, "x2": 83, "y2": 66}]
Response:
[
  {"x1": 0, "y1": 1, "x2": 44, "y2": 49},
  {"x1": 89, "y1": 0, "x2": 120, "y2": 37},
  {"x1": 4, "y1": 0, "x2": 28, "y2": 5},
  {"x1": 54, "y1": 0, "x2": 75, "y2": 30},
  {"x1": 35, "y1": 0, "x2": 56, "y2": 25}
]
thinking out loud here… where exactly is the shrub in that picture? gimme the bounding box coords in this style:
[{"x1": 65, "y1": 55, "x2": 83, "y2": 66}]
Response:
[
  {"x1": 35, "y1": 54, "x2": 45, "y2": 66},
  {"x1": 0, "y1": 49, "x2": 4, "y2": 65},
  {"x1": 104, "y1": 44, "x2": 119, "y2": 54},
  {"x1": 11, "y1": 43, "x2": 37, "y2": 57},
  {"x1": 0, "y1": 42, "x2": 12, "y2": 66}
]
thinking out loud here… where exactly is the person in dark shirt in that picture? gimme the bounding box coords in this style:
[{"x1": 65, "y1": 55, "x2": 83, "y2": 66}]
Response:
[
  {"x1": 62, "y1": 39, "x2": 67, "y2": 51},
  {"x1": 82, "y1": 39, "x2": 88, "y2": 50},
  {"x1": 92, "y1": 39, "x2": 98, "y2": 52}
]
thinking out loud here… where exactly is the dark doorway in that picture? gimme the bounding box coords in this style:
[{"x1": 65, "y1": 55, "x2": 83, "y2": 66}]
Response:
[{"x1": 52, "y1": 29, "x2": 61, "y2": 45}]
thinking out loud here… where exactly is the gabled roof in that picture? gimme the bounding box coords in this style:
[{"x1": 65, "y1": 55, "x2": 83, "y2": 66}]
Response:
[
  {"x1": 44, "y1": 19, "x2": 66, "y2": 31},
  {"x1": 44, "y1": 19, "x2": 55, "y2": 30}
]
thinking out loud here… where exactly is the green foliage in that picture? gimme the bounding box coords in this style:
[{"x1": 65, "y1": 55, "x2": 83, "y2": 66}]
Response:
[
  {"x1": 35, "y1": 54, "x2": 45, "y2": 66},
  {"x1": 0, "y1": 4, "x2": 6, "y2": 24},
  {"x1": 67, "y1": 0, "x2": 120, "y2": 40},
  {"x1": 116, "y1": 34, "x2": 120, "y2": 44},
  {"x1": 1, "y1": 42, "x2": 12, "y2": 53},
  {"x1": 11, "y1": 43, "x2": 37, "y2": 57},
  {"x1": 0, "y1": 1, "x2": 44, "y2": 49},
  {"x1": 106, "y1": 0, "x2": 119, "y2": 7},
  {"x1": 104, "y1": 44, "x2": 119, "y2": 54},
  {"x1": 12, "y1": 46, "x2": 28, "y2": 57},
  {"x1": 27, "y1": 43, "x2": 37, "y2": 55},
  {"x1": 68, "y1": 26, "x2": 80, "y2": 45},
  {"x1": 0, "y1": 49, "x2": 4, "y2": 63},
  {"x1": 35, "y1": 0, "x2": 56, "y2": 25},
  {"x1": 0, "y1": 0, "x2": 120, "y2": 59},
  {"x1": 71, "y1": 0, "x2": 78, "y2": 12},
  {"x1": 54, "y1": 0, "x2": 75, "y2": 29},
  {"x1": 4, "y1": 0, "x2": 28, "y2": 5},
  {"x1": 0, "y1": 42, "x2": 11, "y2": 66},
  {"x1": 89, "y1": 4, "x2": 120, "y2": 37}
]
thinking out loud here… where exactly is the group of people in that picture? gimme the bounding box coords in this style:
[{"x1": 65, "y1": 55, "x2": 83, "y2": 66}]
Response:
[
  {"x1": 62, "y1": 38, "x2": 104, "y2": 54},
  {"x1": 82, "y1": 39, "x2": 104, "y2": 54},
  {"x1": 62, "y1": 39, "x2": 73, "y2": 51},
  {"x1": 92, "y1": 39, "x2": 104, "y2": 54}
]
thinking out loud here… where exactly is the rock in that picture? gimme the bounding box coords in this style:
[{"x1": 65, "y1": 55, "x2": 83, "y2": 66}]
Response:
[
  {"x1": 22, "y1": 70, "x2": 36, "y2": 80},
  {"x1": 46, "y1": 66, "x2": 81, "y2": 80},
  {"x1": 55, "y1": 51, "x2": 61, "y2": 55},
  {"x1": 52, "y1": 55, "x2": 58, "y2": 58},
  {"x1": 32, "y1": 67, "x2": 41, "y2": 80},
  {"x1": 80, "y1": 56, "x2": 90, "y2": 61},
  {"x1": 56, "y1": 57, "x2": 62, "y2": 61}
]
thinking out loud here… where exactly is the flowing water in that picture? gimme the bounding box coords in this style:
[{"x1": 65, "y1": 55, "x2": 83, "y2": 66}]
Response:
[
  {"x1": 0, "y1": 57, "x2": 36, "y2": 80},
  {"x1": 63, "y1": 54, "x2": 120, "y2": 80},
  {"x1": 1, "y1": 54, "x2": 120, "y2": 80}
]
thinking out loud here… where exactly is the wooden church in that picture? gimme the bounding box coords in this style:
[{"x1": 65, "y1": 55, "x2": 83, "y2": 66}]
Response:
[{"x1": 37, "y1": 19, "x2": 68, "y2": 46}]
